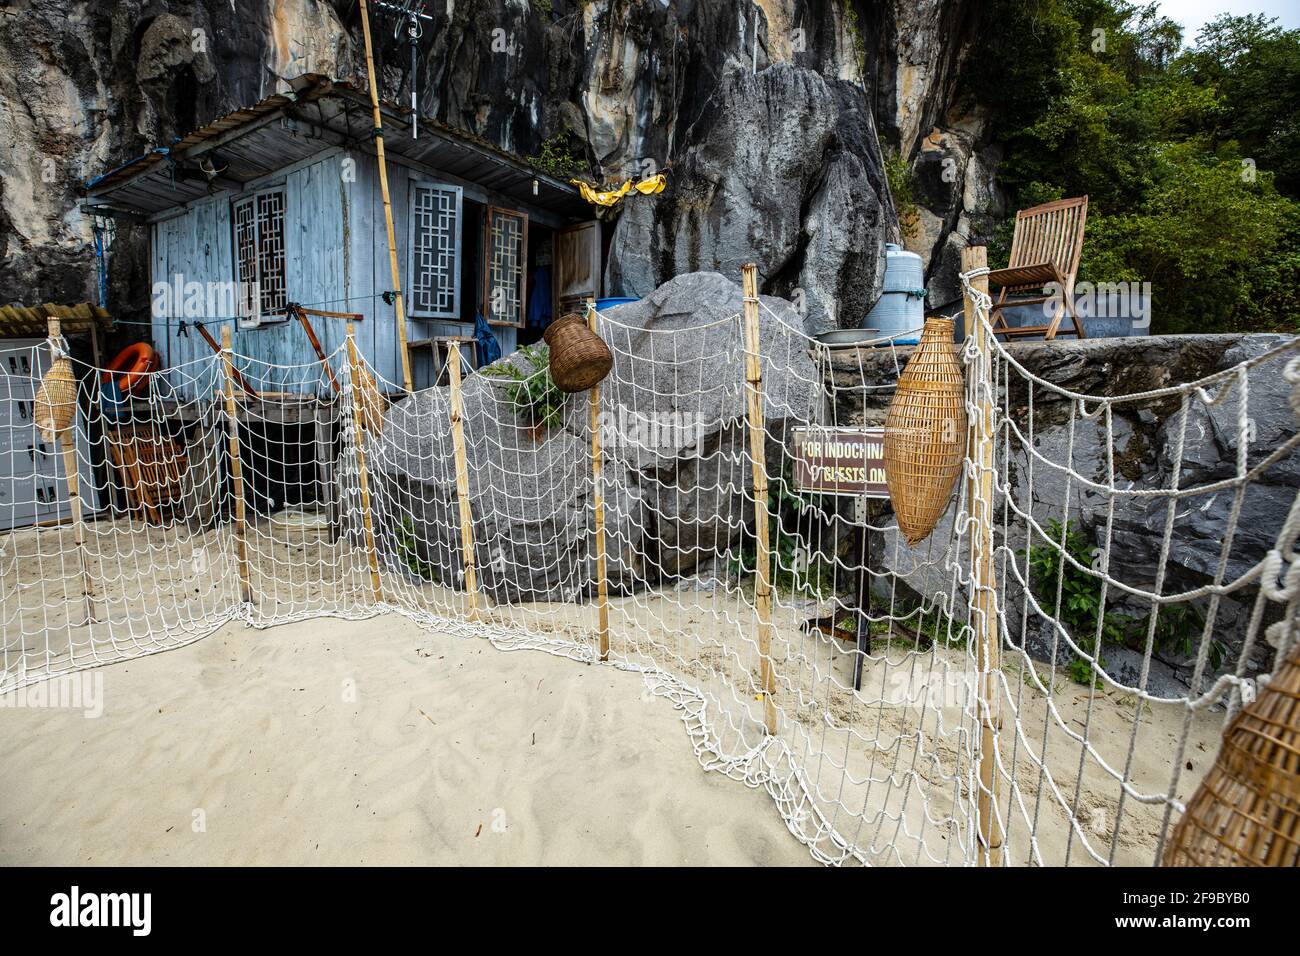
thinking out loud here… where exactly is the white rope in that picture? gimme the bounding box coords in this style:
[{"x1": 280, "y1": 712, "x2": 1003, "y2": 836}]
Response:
[{"x1": 4, "y1": 286, "x2": 1298, "y2": 868}]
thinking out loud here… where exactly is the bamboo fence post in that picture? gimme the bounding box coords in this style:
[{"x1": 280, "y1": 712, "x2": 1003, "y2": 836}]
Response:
[
  {"x1": 963, "y1": 244, "x2": 1003, "y2": 866},
  {"x1": 447, "y1": 342, "x2": 480, "y2": 621},
  {"x1": 46, "y1": 318, "x2": 97, "y2": 624},
  {"x1": 359, "y1": 0, "x2": 413, "y2": 394},
  {"x1": 588, "y1": 299, "x2": 610, "y2": 662},
  {"x1": 220, "y1": 325, "x2": 253, "y2": 604},
  {"x1": 741, "y1": 264, "x2": 777, "y2": 735},
  {"x1": 346, "y1": 323, "x2": 384, "y2": 604}
]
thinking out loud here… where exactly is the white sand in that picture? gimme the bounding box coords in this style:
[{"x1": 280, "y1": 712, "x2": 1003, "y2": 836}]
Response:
[
  {"x1": 0, "y1": 613, "x2": 813, "y2": 866},
  {"x1": 2, "y1": 517, "x2": 1223, "y2": 866}
]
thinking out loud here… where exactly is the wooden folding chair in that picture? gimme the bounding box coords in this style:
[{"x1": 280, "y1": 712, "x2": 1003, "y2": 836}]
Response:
[
  {"x1": 106, "y1": 423, "x2": 188, "y2": 524},
  {"x1": 989, "y1": 196, "x2": 1089, "y2": 340}
]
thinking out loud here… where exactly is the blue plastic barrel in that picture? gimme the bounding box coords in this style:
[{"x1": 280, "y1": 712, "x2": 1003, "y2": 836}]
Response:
[{"x1": 595, "y1": 297, "x2": 639, "y2": 311}]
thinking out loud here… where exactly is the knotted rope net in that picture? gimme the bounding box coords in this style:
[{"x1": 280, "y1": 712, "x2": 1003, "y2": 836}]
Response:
[{"x1": 3, "y1": 277, "x2": 1298, "y2": 866}]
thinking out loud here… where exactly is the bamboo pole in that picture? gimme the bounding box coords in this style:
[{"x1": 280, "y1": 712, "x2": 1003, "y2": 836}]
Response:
[
  {"x1": 741, "y1": 264, "x2": 777, "y2": 735},
  {"x1": 220, "y1": 325, "x2": 253, "y2": 604},
  {"x1": 447, "y1": 342, "x2": 480, "y2": 621},
  {"x1": 359, "y1": 0, "x2": 413, "y2": 394},
  {"x1": 346, "y1": 323, "x2": 384, "y2": 603},
  {"x1": 46, "y1": 318, "x2": 97, "y2": 624},
  {"x1": 962, "y1": 244, "x2": 1003, "y2": 866},
  {"x1": 588, "y1": 299, "x2": 610, "y2": 662}
]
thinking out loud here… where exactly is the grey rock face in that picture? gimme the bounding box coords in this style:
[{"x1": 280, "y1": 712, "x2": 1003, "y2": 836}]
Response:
[
  {"x1": 3, "y1": 0, "x2": 980, "y2": 327},
  {"x1": 371, "y1": 271, "x2": 817, "y2": 603},
  {"x1": 605, "y1": 64, "x2": 893, "y2": 336}
]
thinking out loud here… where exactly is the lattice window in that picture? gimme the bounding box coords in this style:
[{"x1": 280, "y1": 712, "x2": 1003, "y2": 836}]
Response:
[
  {"x1": 483, "y1": 207, "x2": 528, "y2": 327},
  {"x1": 232, "y1": 188, "x2": 288, "y2": 324},
  {"x1": 408, "y1": 181, "x2": 462, "y2": 318}
]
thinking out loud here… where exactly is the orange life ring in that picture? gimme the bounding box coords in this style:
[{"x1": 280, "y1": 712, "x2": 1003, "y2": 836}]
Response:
[{"x1": 101, "y1": 343, "x2": 160, "y2": 395}]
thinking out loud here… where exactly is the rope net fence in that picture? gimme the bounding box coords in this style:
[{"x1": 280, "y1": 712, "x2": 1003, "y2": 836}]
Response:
[{"x1": 3, "y1": 274, "x2": 1299, "y2": 866}]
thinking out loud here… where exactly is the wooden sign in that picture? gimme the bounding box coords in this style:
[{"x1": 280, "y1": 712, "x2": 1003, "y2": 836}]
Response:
[{"x1": 792, "y1": 426, "x2": 889, "y2": 498}]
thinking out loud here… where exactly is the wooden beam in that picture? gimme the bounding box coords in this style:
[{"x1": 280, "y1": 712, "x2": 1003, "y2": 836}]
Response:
[
  {"x1": 963, "y1": 244, "x2": 1004, "y2": 866},
  {"x1": 359, "y1": 0, "x2": 413, "y2": 394},
  {"x1": 588, "y1": 299, "x2": 609, "y2": 662},
  {"x1": 46, "y1": 317, "x2": 98, "y2": 625},
  {"x1": 741, "y1": 264, "x2": 777, "y2": 735},
  {"x1": 447, "y1": 342, "x2": 481, "y2": 621},
  {"x1": 347, "y1": 322, "x2": 384, "y2": 603},
  {"x1": 221, "y1": 325, "x2": 253, "y2": 605}
]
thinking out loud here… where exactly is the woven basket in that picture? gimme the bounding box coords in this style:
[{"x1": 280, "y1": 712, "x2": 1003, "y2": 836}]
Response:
[
  {"x1": 544, "y1": 313, "x2": 612, "y2": 393},
  {"x1": 34, "y1": 356, "x2": 78, "y2": 443},
  {"x1": 883, "y1": 317, "x2": 967, "y2": 546},
  {"x1": 1163, "y1": 642, "x2": 1300, "y2": 866}
]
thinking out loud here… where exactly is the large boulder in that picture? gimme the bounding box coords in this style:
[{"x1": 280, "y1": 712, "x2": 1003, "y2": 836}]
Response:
[
  {"x1": 369, "y1": 272, "x2": 818, "y2": 604},
  {"x1": 604, "y1": 63, "x2": 893, "y2": 335}
]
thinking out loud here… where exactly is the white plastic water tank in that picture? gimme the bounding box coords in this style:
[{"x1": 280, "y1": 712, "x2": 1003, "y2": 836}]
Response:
[{"x1": 864, "y1": 243, "x2": 926, "y2": 345}]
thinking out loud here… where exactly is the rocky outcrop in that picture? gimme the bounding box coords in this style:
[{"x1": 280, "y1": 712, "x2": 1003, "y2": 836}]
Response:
[
  {"x1": 605, "y1": 64, "x2": 890, "y2": 335},
  {"x1": 0, "y1": 0, "x2": 979, "y2": 334},
  {"x1": 370, "y1": 271, "x2": 816, "y2": 603}
]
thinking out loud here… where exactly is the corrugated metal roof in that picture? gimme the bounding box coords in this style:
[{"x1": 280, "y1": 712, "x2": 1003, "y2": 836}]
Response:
[{"x1": 83, "y1": 75, "x2": 587, "y2": 221}]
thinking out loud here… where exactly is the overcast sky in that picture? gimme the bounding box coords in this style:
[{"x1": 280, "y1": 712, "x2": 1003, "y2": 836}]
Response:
[{"x1": 1155, "y1": 0, "x2": 1299, "y2": 45}]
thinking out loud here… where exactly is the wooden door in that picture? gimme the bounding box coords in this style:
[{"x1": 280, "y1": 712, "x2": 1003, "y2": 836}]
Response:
[{"x1": 553, "y1": 220, "x2": 602, "y2": 318}]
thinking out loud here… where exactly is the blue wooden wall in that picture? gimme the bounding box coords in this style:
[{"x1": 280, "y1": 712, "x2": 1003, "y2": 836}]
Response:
[{"x1": 149, "y1": 146, "x2": 521, "y2": 398}]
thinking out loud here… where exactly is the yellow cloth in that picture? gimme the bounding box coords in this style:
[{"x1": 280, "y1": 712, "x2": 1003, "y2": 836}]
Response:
[{"x1": 571, "y1": 173, "x2": 667, "y2": 207}]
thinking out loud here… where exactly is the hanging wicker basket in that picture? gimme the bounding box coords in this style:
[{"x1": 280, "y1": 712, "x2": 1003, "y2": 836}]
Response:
[
  {"x1": 34, "y1": 356, "x2": 78, "y2": 443},
  {"x1": 1163, "y1": 642, "x2": 1300, "y2": 867},
  {"x1": 544, "y1": 313, "x2": 612, "y2": 393},
  {"x1": 883, "y1": 317, "x2": 967, "y2": 546}
]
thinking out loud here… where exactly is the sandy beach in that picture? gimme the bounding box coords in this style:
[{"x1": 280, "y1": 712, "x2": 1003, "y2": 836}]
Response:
[
  {"x1": 0, "y1": 613, "x2": 813, "y2": 866},
  {"x1": 1, "y1": 517, "x2": 1223, "y2": 866}
]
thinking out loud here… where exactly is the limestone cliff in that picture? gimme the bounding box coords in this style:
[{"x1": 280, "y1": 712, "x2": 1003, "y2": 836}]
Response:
[{"x1": 0, "y1": 0, "x2": 987, "y2": 329}]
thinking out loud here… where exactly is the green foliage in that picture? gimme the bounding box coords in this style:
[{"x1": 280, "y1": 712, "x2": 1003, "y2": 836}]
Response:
[
  {"x1": 967, "y1": 1, "x2": 1300, "y2": 333},
  {"x1": 483, "y1": 345, "x2": 567, "y2": 430},
  {"x1": 531, "y1": 0, "x2": 553, "y2": 19},
  {"x1": 884, "y1": 150, "x2": 921, "y2": 239},
  {"x1": 1024, "y1": 519, "x2": 1122, "y2": 685},
  {"x1": 396, "y1": 518, "x2": 437, "y2": 582},
  {"x1": 730, "y1": 469, "x2": 838, "y2": 599},
  {"x1": 1023, "y1": 519, "x2": 1219, "y2": 684},
  {"x1": 526, "y1": 130, "x2": 587, "y2": 180},
  {"x1": 843, "y1": 4, "x2": 867, "y2": 78}
]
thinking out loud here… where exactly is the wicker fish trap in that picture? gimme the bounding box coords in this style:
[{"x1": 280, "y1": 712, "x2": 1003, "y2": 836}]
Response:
[
  {"x1": 883, "y1": 317, "x2": 967, "y2": 546},
  {"x1": 544, "y1": 313, "x2": 612, "y2": 393},
  {"x1": 1163, "y1": 642, "x2": 1300, "y2": 867},
  {"x1": 34, "y1": 356, "x2": 78, "y2": 443}
]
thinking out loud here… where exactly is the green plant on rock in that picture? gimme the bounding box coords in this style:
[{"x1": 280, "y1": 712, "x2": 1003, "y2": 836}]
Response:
[
  {"x1": 526, "y1": 130, "x2": 587, "y2": 180},
  {"x1": 1023, "y1": 519, "x2": 1221, "y2": 684},
  {"x1": 1024, "y1": 519, "x2": 1126, "y2": 685},
  {"x1": 483, "y1": 345, "x2": 567, "y2": 431},
  {"x1": 884, "y1": 149, "x2": 921, "y2": 240},
  {"x1": 729, "y1": 467, "x2": 839, "y2": 600},
  {"x1": 396, "y1": 517, "x2": 437, "y2": 582}
]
